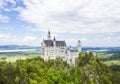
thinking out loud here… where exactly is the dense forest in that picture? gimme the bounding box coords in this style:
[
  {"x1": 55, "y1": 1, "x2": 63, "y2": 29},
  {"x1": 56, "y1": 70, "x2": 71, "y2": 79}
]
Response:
[{"x1": 0, "y1": 52, "x2": 120, "y2": 84}]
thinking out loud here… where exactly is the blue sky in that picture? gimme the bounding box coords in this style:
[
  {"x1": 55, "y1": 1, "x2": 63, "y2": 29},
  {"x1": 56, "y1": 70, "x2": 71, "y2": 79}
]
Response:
[{"x1": 0, "y1": 0, "x2": 120, "y2": 47}]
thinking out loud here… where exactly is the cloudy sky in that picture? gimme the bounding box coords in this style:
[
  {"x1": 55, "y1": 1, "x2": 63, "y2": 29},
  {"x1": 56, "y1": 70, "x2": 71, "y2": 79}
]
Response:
[{"x1": 0, "y1": 0, "x2": 120, "y2": 47}]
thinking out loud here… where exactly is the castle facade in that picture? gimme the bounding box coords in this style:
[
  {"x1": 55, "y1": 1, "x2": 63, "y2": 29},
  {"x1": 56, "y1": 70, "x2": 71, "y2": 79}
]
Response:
[{"x1": 41, "y1": 31, "x2": 81, "y2": 65}]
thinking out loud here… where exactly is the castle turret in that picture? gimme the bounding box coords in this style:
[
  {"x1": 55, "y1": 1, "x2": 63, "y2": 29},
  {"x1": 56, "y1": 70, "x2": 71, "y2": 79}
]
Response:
[
  {"x1": 77, "y1": 40, "x2": 81, "y2": 52},
  {"x1": 53, "y1": 37, "x2": 56, "y2": 59},
  {"x1": 53, "y1": 37, "x2": 56, "y2": 46},
  {"x1": 41, "y1": 38, "x2": 45, "y2": 58},
  {"x1": 47, "y1": 30, "x2": 51, "y2": 40},
  {"x1": 41, "y1": 38, "x2": 45, "y2": 47}
]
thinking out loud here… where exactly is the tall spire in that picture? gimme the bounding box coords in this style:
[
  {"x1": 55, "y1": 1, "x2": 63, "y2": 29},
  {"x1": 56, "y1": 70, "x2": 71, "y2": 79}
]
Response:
[
  {"x1": 53, "y1": 37, "x2": 56, "y2": 41},
  {"x1": 77, "y1": 40, "x2": 81, "y2": 52},
  {"x1": 48, "y1": 30, "x2": 51, "y2": 40}
]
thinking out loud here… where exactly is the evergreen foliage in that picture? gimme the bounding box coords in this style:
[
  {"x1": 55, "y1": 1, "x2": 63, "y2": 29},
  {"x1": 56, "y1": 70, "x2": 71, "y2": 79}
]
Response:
[{"x1": 0, "y1": 52, "x2": 120, "y2": 84}]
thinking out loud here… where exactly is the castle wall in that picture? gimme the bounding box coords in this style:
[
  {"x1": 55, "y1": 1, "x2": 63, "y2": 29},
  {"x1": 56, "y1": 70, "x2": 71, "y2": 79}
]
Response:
[
  {"x1": 66, "y1": 51, "x2": 79, "y2": 65},
  {"x1": 42, "y1": 45, "x2": 67, "y2": 60},
  {"x1": 41, "y1": 31, "x2": 81, "y2": 65}
]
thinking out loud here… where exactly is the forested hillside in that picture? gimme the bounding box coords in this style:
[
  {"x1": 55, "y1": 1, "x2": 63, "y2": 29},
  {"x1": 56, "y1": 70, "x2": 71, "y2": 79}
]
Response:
[{"x1": 0, "y1": 52, "x2": 120, "y2": 84}]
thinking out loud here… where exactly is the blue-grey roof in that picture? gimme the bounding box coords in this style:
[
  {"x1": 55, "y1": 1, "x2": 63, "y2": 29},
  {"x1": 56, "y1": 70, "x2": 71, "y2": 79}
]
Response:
[
  {"x1": 44, "y1": 40, "x2": 66, "y2": 47},
  {"x1": 44, "y1": 40, "x2": 53, "y2": 46},
  {"x1": 56, "y1": 41, "x2": 66, "y2": 46},
  {"x1": 69, "y1": 49, "x2": 78, "y2": 52}
]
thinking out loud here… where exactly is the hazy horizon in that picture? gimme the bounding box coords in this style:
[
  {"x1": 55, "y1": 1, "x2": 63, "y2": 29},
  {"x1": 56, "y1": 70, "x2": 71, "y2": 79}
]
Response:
[{"x1": 0, "y1": 44, "x2": 120, "y2": 48}]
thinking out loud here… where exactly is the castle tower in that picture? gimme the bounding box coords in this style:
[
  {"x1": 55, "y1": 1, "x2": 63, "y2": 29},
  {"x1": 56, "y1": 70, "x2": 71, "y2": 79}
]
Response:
[
  {"x1": 77, "y1": 40, "x2": 81, "y2": 52},
  {"x1": 53, "y1": 37, "x2": 56, "y2": 59},
  {"x1": 41, "y1": 38, "x2": 45, "y2": 59},
  {"x1": 53, "y1": 37, "x2": 56, "y2": 46},
  {"x1": 47, "y1": 30, "x2": 51, "y2": 40}
]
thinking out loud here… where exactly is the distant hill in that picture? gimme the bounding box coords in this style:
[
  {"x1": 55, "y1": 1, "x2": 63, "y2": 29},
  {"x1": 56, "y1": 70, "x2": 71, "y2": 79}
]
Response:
[
  {"x1": 0, "y1": 45, "x2": 120, "y2": 52},
  {"x1": 82, "y1": 47, "x2": 120, "y2": 52},
  {"x1": 0, "y1": 45, "x2": 40, "y2": 50},
  {"x1": 68, "y1": 46, "x2": 120, "y2": 52}
]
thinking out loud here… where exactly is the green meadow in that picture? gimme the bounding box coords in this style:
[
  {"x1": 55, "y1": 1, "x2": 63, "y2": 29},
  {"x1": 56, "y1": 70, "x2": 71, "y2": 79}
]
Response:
[
  {"x1": 0, "y1": 50, "x2": 120, "y2": 66},
  {"x1": 96, "y1": 51, "x2": 120, "y2": 66},
  {"x1": 0, "y1": 50, "x2": 41, "y2": 62}
]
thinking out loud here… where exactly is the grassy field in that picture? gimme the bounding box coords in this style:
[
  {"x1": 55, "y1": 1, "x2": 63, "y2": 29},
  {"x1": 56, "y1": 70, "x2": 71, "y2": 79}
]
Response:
[
  {"x1": 96, "y1": 51, "x2": 120, "y2": 66},
  {"x1": 0, "y1": 50, "x2": 41, "y2": 62},
  {"x1": 103, "y1": 60, "x2": 120, "y2": 66},
  {"x1": 96, "y1": 52, "x2": 113, "y2": 59},
  {"x1": 0, "y1": 55, "x2": 41, "y2": 62},
  {"x1": 0, "y1": 50, "x2": 120, "y2": 66}
]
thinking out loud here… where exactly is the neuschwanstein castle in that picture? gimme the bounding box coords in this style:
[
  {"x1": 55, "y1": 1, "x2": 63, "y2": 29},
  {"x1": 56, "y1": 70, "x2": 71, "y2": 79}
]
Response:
[{"x1": 41, "y1": 31, "x2": 81, "y2": 65}]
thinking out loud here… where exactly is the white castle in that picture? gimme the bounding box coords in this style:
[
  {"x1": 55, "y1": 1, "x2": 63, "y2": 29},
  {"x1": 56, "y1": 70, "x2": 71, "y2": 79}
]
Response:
[{"x1": 41, "y1": 30, "x2": 82, "y2": 65}]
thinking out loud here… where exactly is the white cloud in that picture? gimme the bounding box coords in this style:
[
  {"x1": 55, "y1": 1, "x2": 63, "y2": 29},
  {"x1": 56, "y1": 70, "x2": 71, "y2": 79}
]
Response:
[
  {"x1": 0, "y1": 0, "x2": 17, "y2": 22},
  {"x1": 0, "y1": 32, "x2": 119, "y2": 46},
  {"x1": 78, "y1": 0, "x2": 120, "y2": 19},
  {"x1": 0, "y1": 33, "x2": 11, "y2": 40},
  {"x1": 0, "y1": 14, "x2": 9, "y2": 22},
  {"x1": 0, "y1": 32, "x2": 16, "y2": 44},
  {"x1": 0, "y1": 32, "x2": 40, "y2": 46},
  {"x1": 0, "y1": 0, "x2": 120, "y2": 46},
  {"x1": 20, "y1": 35, "x2": 41, "y2": 46},
  {"x1": 17, "y1": 0, "x2": 120, "y2": 34},
  {"x1": 22, "y1": 36, "x2": 37, "y2": 42},
  {"x1": 0, "y1": 0, "x2": 16, "y2": 9}
]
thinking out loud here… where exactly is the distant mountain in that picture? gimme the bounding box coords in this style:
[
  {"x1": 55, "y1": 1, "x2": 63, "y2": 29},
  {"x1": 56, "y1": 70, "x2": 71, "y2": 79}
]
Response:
[
  {"x1": 0, "y1": 45, "x2": 40, "y2": 50},
  {"x1": 0, "y1": 45, "x2": 120, "y2": 52},
  {"x1": 82, "y1": 47, "x2": 120, "y2": 52},
  {"x1": 67, "y1": 46, "x2": 120, "y2": 52}
]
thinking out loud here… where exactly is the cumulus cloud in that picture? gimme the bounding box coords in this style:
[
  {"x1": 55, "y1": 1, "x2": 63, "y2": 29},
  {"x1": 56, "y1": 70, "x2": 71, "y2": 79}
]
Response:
[
  {"x1": 0, "y1": 0, "x2": 120, "y2": 46},
  {"x1": 22, "y1": 36, "x2": 37, "y2": 42},
  {"x1": 0, "y1": 32, "x2": 16, "y2": 44},
  {"x1": 17, "y1": 0, "x2": 120, "y2": 34},
  {"x1": 0, "y1": 33, "x2": 11, "y2": 40},
  {"x1": 0, "y1": 14, "x2": 9, "y2": 22},
  {"x1": 0, "y1": 0, "x2": 16, "y2": 8},
  {"x1": 0, "y1": 0, "x2": 17, "y2": 22},
  {"x1": 0, "y1": 32, "x2": 40, "y2": 46}
]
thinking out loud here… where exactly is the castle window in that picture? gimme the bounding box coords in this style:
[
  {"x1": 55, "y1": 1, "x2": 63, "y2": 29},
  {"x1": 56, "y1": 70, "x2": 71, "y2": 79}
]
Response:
[{"x1": 61, "y1": 48, "x2": 64, "y2": 49}]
